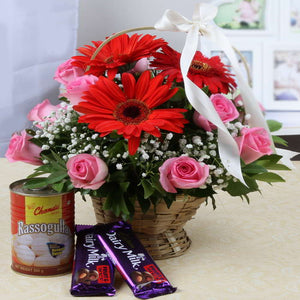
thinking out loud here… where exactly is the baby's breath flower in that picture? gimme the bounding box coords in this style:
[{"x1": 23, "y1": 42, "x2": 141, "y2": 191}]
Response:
[
  {"x1": 142, "y1": 153, "x2": 150, "y2": 160},
  {"x1": 209, "y1": 150, "x2": 216, "y2": 157},
  {"x1": 192, "y1": 136, "x2": 202, "y2": 145},
  {"x1": 122, "y1": 152, "x2": 129, "y2": 159},
  {"x1": 245, "y1": 114, "x2": 251, "y2": 120},
  {"x1": 116, "y1": 163, "x2": 123, "y2": 170},
  {"x1": 103, "y1": 150, "x2": 109, "y2": 158},
  {"x1": 166, "y1": 133, "x2": 173, "y2": 140}
]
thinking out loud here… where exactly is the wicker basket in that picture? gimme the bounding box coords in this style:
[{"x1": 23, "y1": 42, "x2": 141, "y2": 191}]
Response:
[{"x1": 92, "y1": 195, "x2": 206, "y2": 260}]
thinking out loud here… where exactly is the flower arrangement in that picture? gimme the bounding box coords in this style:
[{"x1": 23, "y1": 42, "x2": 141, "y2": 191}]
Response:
[{"x1": 6, "y1": 31, "x2": 290, "y2": 220}]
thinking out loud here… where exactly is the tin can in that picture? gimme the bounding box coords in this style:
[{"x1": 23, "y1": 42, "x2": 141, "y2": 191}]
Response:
[{"x1": 10, "y1": 179, "x2": 75, "y2": 276}]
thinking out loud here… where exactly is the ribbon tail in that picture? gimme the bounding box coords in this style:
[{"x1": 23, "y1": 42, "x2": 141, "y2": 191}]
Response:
[
  {"x1": 275, "y1": 148, "x2": 299, "y2": 169},
  {"x1": 212, "y1": 28, "x2": 273, "y2": 145},
  {"x1": 180, "y1": 25, "x2": 246, "y2": 185}
]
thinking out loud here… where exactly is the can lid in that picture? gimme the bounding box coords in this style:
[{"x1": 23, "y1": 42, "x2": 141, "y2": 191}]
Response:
[{"x1": 9, "y1": 179, "x2": 73, "y2": 197}]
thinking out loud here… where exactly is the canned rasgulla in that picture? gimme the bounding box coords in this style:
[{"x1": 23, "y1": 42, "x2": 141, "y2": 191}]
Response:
[{"x1": 10, "y1": 179, "x2": 74, "y2": 276}]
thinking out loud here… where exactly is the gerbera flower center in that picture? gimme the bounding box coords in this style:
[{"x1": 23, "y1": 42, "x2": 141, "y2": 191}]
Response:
[
  {"x1": 114, "y1": 99, "x2": 150, "y2": 125},
  {"x1": 190, "y1": 60, "x2": 211, "y2": 73},
  {"x1": 104, "y1": 56, "x2": 114, "y2": 64}
]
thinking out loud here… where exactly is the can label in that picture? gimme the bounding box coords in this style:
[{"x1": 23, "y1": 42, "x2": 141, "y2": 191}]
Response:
[{"x1": 11, "y1": 188, "x2": 74, "y2": 276}]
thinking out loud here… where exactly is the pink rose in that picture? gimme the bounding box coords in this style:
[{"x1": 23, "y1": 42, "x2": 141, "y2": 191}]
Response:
[
  {"x1": 193, "y1": 94, "x2": 239, "y2": 131},
  {"x1": 5, "y1": 130, "x2": 42, "y2": 165},
  {"x1": 193, "y1": 111, "x2": 215, "y2": 131},
  {"x1": 62, "y1": 75, "x2": 98, "y2": 105},
  {"x1": 66, "y1": 154, "x2": 108, "y2": 190},
  {"x1": 27, "y1": 99, "x2": 61, "y2": 125},
  {"x1": 235, "y1": 127, "x2": 273, "y2": 164},
  {"x1": 233, "y1": 94, "x2": 244, "y2": 107},
  {"x1": 212, "y1": 94, "x2": 239, "y2": 122},
  {"x1": 54, "y1": 59, "x2": 85, "y2": 85},
  {"x1": 159, "y1": 156, "x2": 209, "y2": 193},
  {"x1": 131, "y1": 58, "x2": 150, "y2": 73}
]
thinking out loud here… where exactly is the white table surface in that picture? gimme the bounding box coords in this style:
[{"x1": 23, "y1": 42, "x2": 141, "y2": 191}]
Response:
[{"x1": 0, "y1": 158, "x2": 300, "y2": 300}]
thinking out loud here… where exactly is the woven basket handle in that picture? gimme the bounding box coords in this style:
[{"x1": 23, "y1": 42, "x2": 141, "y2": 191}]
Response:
[{"x1": 85, "y1": 26, "x2": 252, "y2": 87}]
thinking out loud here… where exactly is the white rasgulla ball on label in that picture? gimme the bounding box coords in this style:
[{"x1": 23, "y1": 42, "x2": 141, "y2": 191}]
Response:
[
  {"x1": 34, "y1": 254, "x2": 60, "y2": 267},
  {"x1": 14, "y1": 244, "x2": 35, "y2": 266},
  {"x1": 31, "y1": 232, "x2": 49, "y2": 239},
  {"x1": 31, "y1": 236, "x2": 50, "y2": 256},
  {"x1": 49, "y1": 233, "x2": 70, "y2": 244},
  {"x1": 15, "y1": 234, "x2": 33, "y2": 247}
]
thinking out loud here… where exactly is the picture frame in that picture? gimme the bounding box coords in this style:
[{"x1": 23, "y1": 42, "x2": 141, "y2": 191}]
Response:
[
  {"x1": 213, "y1": 0, "x2": 278, "y2": 36},
  {"x1": 263, "y1": 43, "x2": 300, "y2": 111},
  {"x1": 279, "y1": 0, "x2": 300, "y2": 39},
  {"x1": 207, "y1": 40, "x2": 263, "y2": 101}
]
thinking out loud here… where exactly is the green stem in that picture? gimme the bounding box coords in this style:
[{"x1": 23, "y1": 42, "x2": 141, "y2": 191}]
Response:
[{"x1": 86, "y1": 26, "x2": 156, "y2": 72}]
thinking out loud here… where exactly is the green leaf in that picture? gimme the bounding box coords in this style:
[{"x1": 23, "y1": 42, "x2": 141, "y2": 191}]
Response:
[
  {"x1": 103, "y1": 184, "x2": 130, "y2": 218},
  {"x1": 27, "y1": 170, "x2": 49, "y2": 179},
  {"x1": 35, "y1": 164, "x2": 53, "y2": 173},
  {"x1": 255, "y1": 154, "x2": 290, "y2": 171},
  {"x1": 186, "y1": 186, "x2": 215, "y2": 198},
  {"x1": 52, "y1": 181, "x2": 66, "y2": 193},
  {"x1": 108, "y1": 171, "x2": 127, "y2": 182},
  {"x1": 267, "y1": 120, "x2": 282, "y2": 132},
  {"x1": 109, "y1": 140, "x2": 126, "y2": 157},
  {"x1": 170, "y1": 87, "x2": 186, "y2": 102},
  {"x1": 46, "y1": 171, "x2": 68, "y2": 184},
  {"x1": 226, "y1": 176, "x2": 259, "y2": 197},
  {"x1": 272, "y1": 135, "x2": 288, "y2": 147},
  {"x1": 242, "y1": 164, "x2": 267, "y2": 174},
  {"x1": 264, "y1": 164, "x2": 290, "y2": 171},
  {"x1": 151, "y1": 174, "x2": 166, "y2": 195},
  {"x1": 137, "y1": 192, "x2": 151, "y2": 214},
  {"x1": 23, "y1": 178, "x2": 49, "y2": 189},
  {"x1": 251, "y1": 172, "x2": 285, "y2": 183},
  {"x1": 163, "y1": 194, "x2": 176, "y2": 208},
  {"x1": 120, "y1": 182, "x2": 130, "y2": 192},
  {"x1": 50, "y1": 150, "x2": 67, "y2": 167},
  {"x1": 255, "y1": 154, "x2": 282, "y2": 167},
  {"x1": 141, "y1": 179, "x2": 155, "y2": 199}
]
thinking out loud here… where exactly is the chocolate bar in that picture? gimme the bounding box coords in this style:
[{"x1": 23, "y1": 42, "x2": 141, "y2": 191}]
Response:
[
  {"x1": 70, "y1": 225, "x2": 115, "y2": 296},
  {"x1": 94, "y1": 221, "x2": 176, "y2": 299}
]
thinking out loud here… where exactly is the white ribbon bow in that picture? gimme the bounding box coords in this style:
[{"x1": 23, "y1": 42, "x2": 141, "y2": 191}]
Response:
[{"x1": 154, "y1": 3, "x2": 272, "y2": 184}]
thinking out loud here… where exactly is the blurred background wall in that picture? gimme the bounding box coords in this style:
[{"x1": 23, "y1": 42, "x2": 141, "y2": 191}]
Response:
[
  {"x1": 0, "y1": 0, "x2": 79, "y2": 156},
  {"x1": 1, "y1": 0, "x2": 299, "y2": 156}
]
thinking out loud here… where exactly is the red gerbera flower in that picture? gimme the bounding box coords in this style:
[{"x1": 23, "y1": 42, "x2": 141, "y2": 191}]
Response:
[
  {"x1": 188, "y1": 52, "x2": 237, "y2": 94},
  {"x1": 74, "y1": 71, "x2": 188, "y2": 155},
  {"x1": 151, "y1": 46, "x2": 237, "y2": 94},
  {"x1": 150, "y1": 45, "x2": 183, "y2": 83},
  {"x1": 72, "y1": 34, "x2": 167, "y2": 79}
]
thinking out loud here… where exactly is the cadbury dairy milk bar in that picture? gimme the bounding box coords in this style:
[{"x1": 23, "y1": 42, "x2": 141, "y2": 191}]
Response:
[
  {"x1": 94, "y1": 221, "x2": 176, "y2": 299},
  {"x1": 70, "y1": 225, "x2": 115, "y2": 296}
]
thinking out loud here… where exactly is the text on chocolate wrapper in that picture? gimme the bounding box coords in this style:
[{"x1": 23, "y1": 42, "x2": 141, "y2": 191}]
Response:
[
  {"x1": 17, "y1": 218, "x2": 70, "y2": 236},
  {"x1": 84, "y1": 233, "x2": 105, "y2": 267},
  {"x1": 106, "y1": 232, "x2": 145, "y2": 270}
]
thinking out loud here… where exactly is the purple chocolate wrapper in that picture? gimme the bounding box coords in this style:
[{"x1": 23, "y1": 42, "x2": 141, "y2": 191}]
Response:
[
  {"x1": 70, "y1": 225, "x2": 116, "y2": 297},
  {"x1": 94, "y1": 221, "x2": 176, "y2": 299}
]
